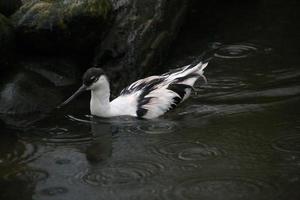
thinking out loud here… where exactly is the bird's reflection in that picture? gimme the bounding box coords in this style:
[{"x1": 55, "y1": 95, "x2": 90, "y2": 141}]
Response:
[{"x1": 85, "y1": 118, "x2": 113, "y2": 163}]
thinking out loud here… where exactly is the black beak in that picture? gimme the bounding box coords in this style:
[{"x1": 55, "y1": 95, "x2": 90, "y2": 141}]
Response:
[{"x1": 57, "y1": 85, "x2": 87, "y2": 108}]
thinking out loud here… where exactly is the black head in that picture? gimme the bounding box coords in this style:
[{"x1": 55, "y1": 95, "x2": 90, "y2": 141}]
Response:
[
  {"x1": 58, "y1": 67, "x2": 106, "y2": 108},
  {"x1": 82, "y1": 67, "x2": 105, "y2": 87}
]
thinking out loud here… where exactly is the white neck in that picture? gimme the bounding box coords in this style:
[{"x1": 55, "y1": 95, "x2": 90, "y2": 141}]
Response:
[{"x1": 90, "y1": 77, "x2": 112, "y2": 117}]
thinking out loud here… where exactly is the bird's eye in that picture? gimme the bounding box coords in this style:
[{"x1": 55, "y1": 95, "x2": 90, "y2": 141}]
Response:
[{"x1": 89, "y1": 76, "x2": 97, "y2": 82}]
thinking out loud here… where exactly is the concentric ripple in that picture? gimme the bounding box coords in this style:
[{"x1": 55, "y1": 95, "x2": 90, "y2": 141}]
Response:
[
  {"x1": 20, "y1": 126, "x2": 93, "y2": 145},
  {"x1": 125, "y1": 120, "x2": 177, "y2": 135},
  {"x1": 0, "y1": 140, "x2": 39, "y2": 166},
  {"x1": 272, "y1": 135, "x2": 300, "y2": 153},
  {"x1": 164, "y1": 177, "x2": 277, "y2": 200},
  {"x1": 151, "y1": 141, "x2": 225, "y2": 162},
  {"x1": 4, "y1": 168, "x2": 49, "y2": 183},
  {"x1": 214, "y1": 44, "x2": 258, "y2": 59},
  {"x1": 71, "y1": 160, "x2": 164, "y2": 186}
]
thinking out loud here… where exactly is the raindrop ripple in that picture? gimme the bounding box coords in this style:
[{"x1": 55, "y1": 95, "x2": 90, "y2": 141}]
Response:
[{"x1": 214, "y1": 44, "x2": 258, "y2": 59}]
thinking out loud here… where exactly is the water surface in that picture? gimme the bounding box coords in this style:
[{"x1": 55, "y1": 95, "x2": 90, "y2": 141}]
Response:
[{"x1": 1, "y1": 1, "x2": 300, "y2": 200}]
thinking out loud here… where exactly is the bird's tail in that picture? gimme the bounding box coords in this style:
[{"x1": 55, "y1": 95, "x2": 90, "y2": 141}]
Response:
[
  {"x1": 194, "y1": 62, "x2": 208, "y2": 84},
  {"x1": 195, "y1": 61, "x2": 208, "y2": 73}
]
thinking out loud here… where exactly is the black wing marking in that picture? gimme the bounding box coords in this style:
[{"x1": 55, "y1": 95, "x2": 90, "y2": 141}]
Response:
[
  {"x1": 135, "y1": 77, "x2": 196, "y2": 118},
  {"x1": 120, "y1": 76, "x2": 163, "y2": 95},
  {"x1": 134, "y1": 78, "x2": 166, "y2": 118},
  {"x1": 167, "y1": 83, "x2": 193, "y2": 110}
]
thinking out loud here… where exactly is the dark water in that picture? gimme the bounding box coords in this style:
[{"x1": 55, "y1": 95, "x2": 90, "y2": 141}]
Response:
[{"x1": 1, "y1": 1, "x2": 300, "y2": 200}]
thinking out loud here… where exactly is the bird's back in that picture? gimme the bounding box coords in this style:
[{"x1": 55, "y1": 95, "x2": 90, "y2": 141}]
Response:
[{"x1": 111, "y1": 61, "x2": 208, "y2": 119}]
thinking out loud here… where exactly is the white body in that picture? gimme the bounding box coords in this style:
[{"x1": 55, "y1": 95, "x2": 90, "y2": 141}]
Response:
[{"x1": 90, "y1": 61, "x2": 208, "y2": 119}]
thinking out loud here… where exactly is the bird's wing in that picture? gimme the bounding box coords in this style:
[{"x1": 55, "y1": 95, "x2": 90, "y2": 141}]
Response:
[
  {"x1": 119, "y1": 61, "x2": 208, "y2": 119},
  {"x1": 120, "y1": 75, "x2": 162, "y2": 95},
  {"x1": 137, "y1": 82, "x2": 193, "y2": 119},
  {"x1": 120, "y1": 61, "x2": 207, "y2": 95}
]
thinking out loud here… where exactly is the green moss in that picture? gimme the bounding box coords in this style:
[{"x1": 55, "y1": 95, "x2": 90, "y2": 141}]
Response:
[
  {"x1": 91, "y1": 0, "x2": 112, "y2": 19},
  {"x1": 61, "y1": 0, "x2": 112, "y2": 20},
  {"x1": 11, "y1": 0, "x2": 112, "y2": 53},
  {"x1": 13, "y1": 0, "x2": 112, "y2": 29}
]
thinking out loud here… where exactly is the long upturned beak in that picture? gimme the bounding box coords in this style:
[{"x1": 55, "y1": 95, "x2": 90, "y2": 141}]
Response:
[{"x1": 57, "y1": 85, "x2": 87, "y2": 108}]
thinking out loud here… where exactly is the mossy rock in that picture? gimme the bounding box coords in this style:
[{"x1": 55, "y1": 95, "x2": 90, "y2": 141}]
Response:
[
  {"x1": 0, "y1": 13, "x2": 14, "y2": 66},
  {"x1": 12, "y1": 0, "x2": 112, "y2": 54}
]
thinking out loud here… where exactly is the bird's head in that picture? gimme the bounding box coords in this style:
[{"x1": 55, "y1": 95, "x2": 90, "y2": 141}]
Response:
[
  {"x1": 82, "y1": 67, "x2": 107, "y2": 90},
  {"x1": 58, "y1": 67, "x2": 107, "y2": 108}
]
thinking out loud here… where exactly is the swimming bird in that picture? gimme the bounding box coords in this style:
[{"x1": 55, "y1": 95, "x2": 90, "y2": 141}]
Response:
[{"x1": 59, "y1": 60, "x2": 209, "y2": 119}]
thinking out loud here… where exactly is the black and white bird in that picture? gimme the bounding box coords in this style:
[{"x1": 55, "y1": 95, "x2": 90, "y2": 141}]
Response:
[{"x1": 59, "y1": 59, "x2": 209, "y2": 119}]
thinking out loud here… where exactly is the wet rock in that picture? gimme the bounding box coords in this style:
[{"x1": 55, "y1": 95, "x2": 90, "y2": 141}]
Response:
[
  {"x1": 12, "y1": 0, "x2": 112, "y2": 55},
  {"x1": 0, "y1": 13, "x2": 14, "y2": 66},
  {"x1": 0, "y1": 57, "x2": 80, "y2": 117},
  {"x1": 0, "y1": 0, "x2": 22, "y2": 16},
  {"x1": 0, "y1": 69, "x2": 62, "y2": 115},
  {"x1": 20, "y1": 56, "x2": 81, "y2": 86},
  {"x1": 94, "y1": 0, "x2": 189, "y2": 91}
]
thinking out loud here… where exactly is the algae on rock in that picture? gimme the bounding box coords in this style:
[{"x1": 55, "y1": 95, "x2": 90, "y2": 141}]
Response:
[{"x1": 12, "y1": 0, "x2": 112, "y2": 54}]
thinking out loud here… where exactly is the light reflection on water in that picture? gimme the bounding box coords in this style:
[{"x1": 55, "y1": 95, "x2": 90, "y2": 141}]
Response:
[{"x1": 1, "y1": 1, "x2": 300, "y2": 200}]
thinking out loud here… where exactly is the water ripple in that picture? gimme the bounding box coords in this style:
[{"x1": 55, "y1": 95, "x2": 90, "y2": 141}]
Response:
[
  {"x1": 272, "y1": 135, "x2": 300, "y2": 153},
  {"x1": 71, "y1": 160, "x2": 164, "y2": 186},
  {"x1": 214, "y1": 44, "x2": 259, "y2": 59},
  {"x1": 39, "y1": 187, "x2": 68, "y2": 196},
  {"x1": 67, "y1": 115, "x2": 95, "y2": 124},
  {"x1": 151, "y1": 141, "x2": 226, "y2": 162},
  {"x1": 0, "y1": 140, "x2": 39, "y2": 166},
  {"x1": 164, "y1": 177, "x2": 277, "y2": 200},
  {"x1": 4, "y1": 168, "x2": 49, "y2": 183},
  {"x1": 20, "y1": 126, "x2": 92, "y2": 145},
  {"x1": 178, "y1": 105, "x2": 217, "y2": 116},
  {"x1": 125, "y1": 120, "x2": 177, "y2": 135}
]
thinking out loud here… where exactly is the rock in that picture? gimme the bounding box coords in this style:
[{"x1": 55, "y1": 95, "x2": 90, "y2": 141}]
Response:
[
  {"x1": 0, "y1": 57, "x2": 80, "y2": 116},
  {"x1": 0, "y1": 0, "x2": 22, "y2": 16},
  {"x1": 12, "y1": 0, "x2": 112, "y2": 55},
  {"x1": 94, "y1": 0, "x2": 189, "y2": 92},
  {"x1": 20, "y1": 56, "x2": 81, "y2": 87},
  {"x1": 0, "y1": 69, "x2": 62, "y2": 115},
  {"x1": 0, "y1": 13, "x2": 14, "y2": 66}
]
